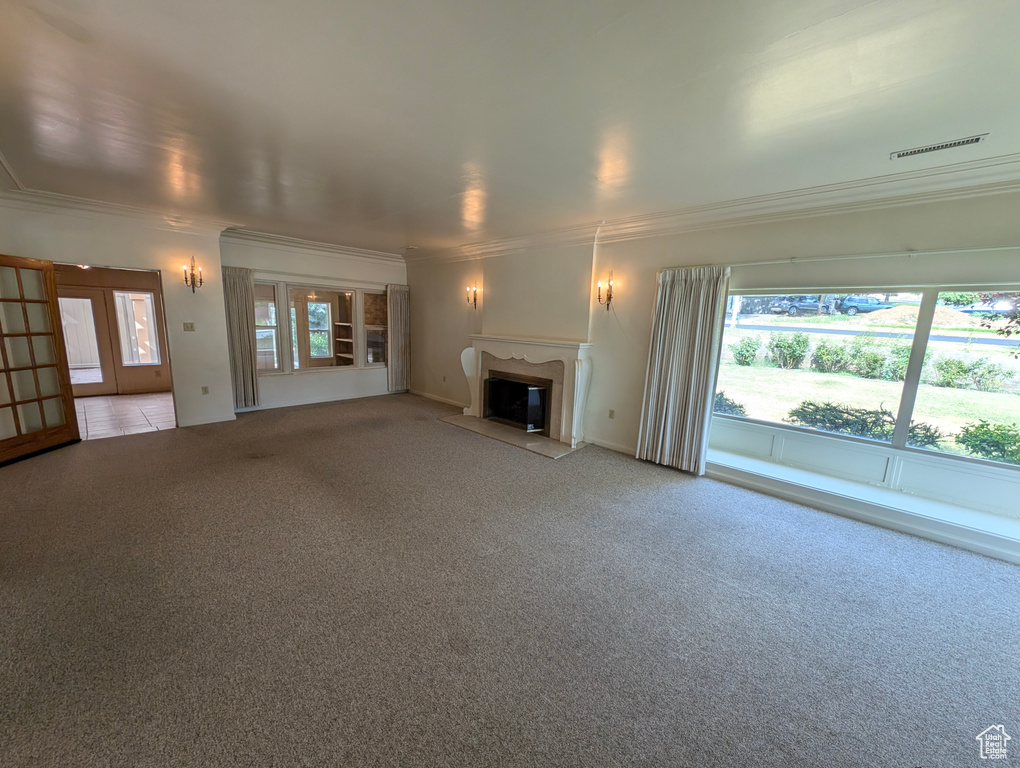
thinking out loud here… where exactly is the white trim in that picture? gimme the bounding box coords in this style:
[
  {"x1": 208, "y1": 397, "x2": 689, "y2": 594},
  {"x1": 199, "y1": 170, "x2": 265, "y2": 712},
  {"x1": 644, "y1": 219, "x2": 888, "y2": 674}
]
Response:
[
  {"x1": 586, "y1": 437, "x2": 637, "y2": 455},
  {"x1": 0, "y1": 149, "x2": 25, "y2": 191},
  {"x1": 0, "y1": 188, "x2": 235, "y2": 236},
  {"x1": 706, "y1": 454, "x2": 1020, "y2": 565},
  {"x1": 405, "y1": 156, "x2": 1020, "y2": 264},
  {"x1": 412, "y1": 390, "x2": 469, "y2": 409},
  {"x1": 221, "y1": 228, "x2": 403, "y2": 264},
  {"x1": 468, "y1": 334, "x2": 593, "y2": 350}
]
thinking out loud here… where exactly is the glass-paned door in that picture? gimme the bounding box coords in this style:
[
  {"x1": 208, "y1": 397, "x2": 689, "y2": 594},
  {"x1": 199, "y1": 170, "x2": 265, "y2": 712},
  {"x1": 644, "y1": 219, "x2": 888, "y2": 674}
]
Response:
[
  {"x1": 0, "y1": 254, "x2": 80, "y2": 463},
  {"x1": 58, "y1": 288, "x2": 119, "y2": 397}
]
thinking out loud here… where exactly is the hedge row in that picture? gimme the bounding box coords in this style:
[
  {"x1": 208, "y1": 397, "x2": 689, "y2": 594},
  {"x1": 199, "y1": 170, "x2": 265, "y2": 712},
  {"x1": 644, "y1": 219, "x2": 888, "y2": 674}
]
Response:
[{"x1": 729, "y1": 332, "x2": 1014, "y2": 392}]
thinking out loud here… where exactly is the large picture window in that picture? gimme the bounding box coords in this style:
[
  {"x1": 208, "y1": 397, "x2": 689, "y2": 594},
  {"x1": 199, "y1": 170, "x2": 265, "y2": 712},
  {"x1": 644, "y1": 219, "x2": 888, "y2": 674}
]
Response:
[{"x1": 713, "y1": 289, "x2": 1020, "y2": 467}]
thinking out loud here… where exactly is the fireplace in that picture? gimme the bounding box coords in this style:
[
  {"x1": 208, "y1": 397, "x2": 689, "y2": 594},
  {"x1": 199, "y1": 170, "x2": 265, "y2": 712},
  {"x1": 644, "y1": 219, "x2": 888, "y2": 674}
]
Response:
[
  {"x1": 484, "y1": 372, "x2": 552, "y2": 436},
  {"x1": 460, "y1": 335, "x2": 593, "y2": 448}
]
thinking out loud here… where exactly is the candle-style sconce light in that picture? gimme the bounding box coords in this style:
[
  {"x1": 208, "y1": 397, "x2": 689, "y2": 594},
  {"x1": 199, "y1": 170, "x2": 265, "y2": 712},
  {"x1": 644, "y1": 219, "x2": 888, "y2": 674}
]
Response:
[
  {"x1": 183, "y1": 256, "x2": 203, "y2": 293},
  {"x1": 466, "y1": 285, "x2": 478, "y2": 310},
  {"x1": 597, "y1": 271, "x2": 614, "y2": 311}
]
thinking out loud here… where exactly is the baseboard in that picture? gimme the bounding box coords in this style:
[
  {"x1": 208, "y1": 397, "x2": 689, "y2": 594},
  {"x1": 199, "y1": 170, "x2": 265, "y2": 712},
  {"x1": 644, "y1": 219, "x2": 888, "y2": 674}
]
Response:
[
  {"x1": 707, "y1": 458, "x2": 1020, "y2": 565},
  {"x1": 585, "y1": 437, "x2": 637, "y2": 456},
  {"x1": 411, "y1": 390, "x2": 468, "y2": 409}
]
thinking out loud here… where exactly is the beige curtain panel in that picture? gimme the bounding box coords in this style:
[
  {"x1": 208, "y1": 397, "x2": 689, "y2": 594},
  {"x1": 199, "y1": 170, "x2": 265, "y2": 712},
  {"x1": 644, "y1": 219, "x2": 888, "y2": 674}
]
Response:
[
  {"x1": 636, "y1": 265, "x2": 731, "y2": 476},
  {"x1": 387, "y1": 284, "x2": 410, "y2": 392},
  {"x1": 222, "y1": 266, "x2": 260, "y2": 409}
]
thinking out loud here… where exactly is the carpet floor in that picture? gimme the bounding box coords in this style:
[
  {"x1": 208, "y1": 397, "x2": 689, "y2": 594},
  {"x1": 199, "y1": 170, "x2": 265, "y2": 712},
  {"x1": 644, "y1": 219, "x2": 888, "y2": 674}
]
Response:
[{"x1": 1, "y1": 394, "x2": 1017, "y2": 767}]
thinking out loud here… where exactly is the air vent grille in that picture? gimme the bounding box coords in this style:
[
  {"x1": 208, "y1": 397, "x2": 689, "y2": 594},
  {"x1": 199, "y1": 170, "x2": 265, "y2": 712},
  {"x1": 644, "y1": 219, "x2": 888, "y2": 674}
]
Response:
[{"x1": 891, "y1": 134, "x2": 988, "y2": 160}]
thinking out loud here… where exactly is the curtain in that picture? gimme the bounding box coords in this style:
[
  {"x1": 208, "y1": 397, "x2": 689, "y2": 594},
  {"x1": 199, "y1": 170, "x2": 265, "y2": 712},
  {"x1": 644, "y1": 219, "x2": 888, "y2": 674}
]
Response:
[
  {"x1": 387, "y1": 284, "x2": 410, "y2": 392},
  {"x1": 222, "y1": 266, "x2": 260, "y2": 409},
  {"x1": 636, "y1": 265, "x2": 730, "y2": 475}
]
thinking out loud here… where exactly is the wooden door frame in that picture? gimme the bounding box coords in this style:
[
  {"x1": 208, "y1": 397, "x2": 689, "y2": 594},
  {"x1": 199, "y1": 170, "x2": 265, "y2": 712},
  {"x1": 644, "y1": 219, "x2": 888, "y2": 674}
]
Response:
[
  {"x1": 57, "y1": 287, "x2": 119, "y2": 398},
  {"x1": 0, "y1": 254, "x2": 80, "y2": 465}
]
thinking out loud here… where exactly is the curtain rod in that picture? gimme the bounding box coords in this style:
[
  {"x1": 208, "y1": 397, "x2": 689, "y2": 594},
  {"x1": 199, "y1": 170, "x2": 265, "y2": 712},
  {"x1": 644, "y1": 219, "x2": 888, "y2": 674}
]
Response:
[{"x1": 657, "y1": 244, "x2": 1020, "y2": 274}]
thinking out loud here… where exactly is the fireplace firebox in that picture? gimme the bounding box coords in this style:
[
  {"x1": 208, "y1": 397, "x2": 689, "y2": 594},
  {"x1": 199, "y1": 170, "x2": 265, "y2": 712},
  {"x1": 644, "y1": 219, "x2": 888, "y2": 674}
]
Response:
[{"x1": 484, "y1": 372, "x2": 552, "y2": 436}]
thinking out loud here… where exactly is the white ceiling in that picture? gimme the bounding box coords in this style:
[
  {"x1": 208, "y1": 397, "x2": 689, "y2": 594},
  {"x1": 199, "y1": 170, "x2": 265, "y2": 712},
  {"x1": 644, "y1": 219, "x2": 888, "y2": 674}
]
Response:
[{"x1": 1, "y1": 0, "x2": 1019, "y2": 254}]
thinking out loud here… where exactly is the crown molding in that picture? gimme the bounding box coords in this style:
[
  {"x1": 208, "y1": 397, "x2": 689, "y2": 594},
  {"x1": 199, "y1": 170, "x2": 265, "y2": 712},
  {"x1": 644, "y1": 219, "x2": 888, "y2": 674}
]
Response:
[
  {"x1": 407, "y1": 152, "x2": 1020, "y2": 264},
  {"x1": 0, "y1": 149, "x2": 26, "y2": 191},
  {"x1": 221, "y1": 228, "x2": 404, "y2": 264},
  {"x1": 0, "y1": 188, "x2": 236, "y2": 236}
]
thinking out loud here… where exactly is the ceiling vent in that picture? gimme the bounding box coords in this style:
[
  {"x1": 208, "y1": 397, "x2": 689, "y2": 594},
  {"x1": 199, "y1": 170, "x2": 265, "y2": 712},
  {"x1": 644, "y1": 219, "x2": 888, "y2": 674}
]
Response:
[{"x1": 890, "y1": 134, "x2": 988, "y2": 160}]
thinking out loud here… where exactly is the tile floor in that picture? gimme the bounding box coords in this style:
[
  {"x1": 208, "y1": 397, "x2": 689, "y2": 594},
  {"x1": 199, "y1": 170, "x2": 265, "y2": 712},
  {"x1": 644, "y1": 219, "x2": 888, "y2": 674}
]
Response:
[{"x1": 74, "y1": 392, "x2": 177, "y2": 440}]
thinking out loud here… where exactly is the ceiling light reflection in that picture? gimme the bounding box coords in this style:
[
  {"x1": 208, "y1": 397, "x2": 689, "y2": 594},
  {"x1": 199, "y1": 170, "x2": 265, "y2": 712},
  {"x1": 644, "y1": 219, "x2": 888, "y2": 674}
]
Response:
[
  {"x1": 596, "y1": 128, "x2": 630, "y2": 194},
  {"x1": 461, "y1": 162, "x2": 487, "y2": 230}
]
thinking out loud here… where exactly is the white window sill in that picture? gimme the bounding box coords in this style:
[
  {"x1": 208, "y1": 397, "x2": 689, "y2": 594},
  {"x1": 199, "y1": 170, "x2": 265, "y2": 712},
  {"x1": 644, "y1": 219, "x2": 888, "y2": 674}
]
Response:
[{"x1": 706, "y1": 449, "x2": 1020, "y2": 565}]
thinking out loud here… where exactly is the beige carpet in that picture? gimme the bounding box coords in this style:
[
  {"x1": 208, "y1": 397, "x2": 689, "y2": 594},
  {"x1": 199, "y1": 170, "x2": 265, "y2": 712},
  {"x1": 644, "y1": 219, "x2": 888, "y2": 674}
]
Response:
[{"x1": 1, "y1": 394, "x2": 1017, "y2": 766}]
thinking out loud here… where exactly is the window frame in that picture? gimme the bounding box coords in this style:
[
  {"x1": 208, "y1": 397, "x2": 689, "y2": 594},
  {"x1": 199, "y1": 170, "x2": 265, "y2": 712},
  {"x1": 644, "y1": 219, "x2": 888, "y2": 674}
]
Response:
[
  {"x1": 713, "y1": 284, "x2": 1020, "y2": 470},
  {"x1": 363, "y1": 290, "x2": 388, "y2": 368},
  {"x1": 253, "y1": 279, "x2": 388, "y2": 375},
  {"x1": 254, "y1": 281, "x2": 281, "y2": 372}
]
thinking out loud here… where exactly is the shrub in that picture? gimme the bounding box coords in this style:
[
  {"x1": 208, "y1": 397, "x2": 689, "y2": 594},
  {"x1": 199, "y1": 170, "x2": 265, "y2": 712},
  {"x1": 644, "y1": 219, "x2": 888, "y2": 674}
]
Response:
[
  {"x1": 810, "y1": 340, "x2": 851, "y2": 373},
  {"x1": 932, "y1": 357, "x2": 969, "y2": 388},
  {"x1": 940, "y1": 291, "x2": 980, "y2": 307},
  {"x1": 933, "y1": 356, "x2": 1013, "y2": 391},
  {"x1": 767, "y1": 332, "x2": 810, "y2": 369},
  {"x1": 969, "y1": 360, "x2": 1013, "y2": 392},
  {"x1": 881, "y1": 345, "x2": 913, "y2": 382},
  {"x1": 956, "y1": 420, "x2": 1020, "y2": 464},
  {"x1": 713, "y1": 391, "x2": 747, "y2": 417},
  {"x1": 846, "y1": 335, "x2": 887, "y2": 379},
  {"x1": 729, "y1": 336, "x2": 761, "y2": 366},
  {"x1": 786, "y1": 400, "x2": 943, "y2": 448}
]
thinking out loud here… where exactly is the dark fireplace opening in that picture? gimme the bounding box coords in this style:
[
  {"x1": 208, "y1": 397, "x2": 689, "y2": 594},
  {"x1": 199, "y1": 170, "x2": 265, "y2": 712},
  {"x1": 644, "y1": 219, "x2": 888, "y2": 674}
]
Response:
[{"x1": 484, "y1": 372, "x2": 552, "y2": 436}]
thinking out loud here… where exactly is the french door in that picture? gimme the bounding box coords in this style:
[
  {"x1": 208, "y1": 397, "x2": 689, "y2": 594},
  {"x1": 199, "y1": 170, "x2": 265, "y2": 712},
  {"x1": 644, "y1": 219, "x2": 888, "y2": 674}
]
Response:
[
  {"x1": 0, "y1": 254, "x2": 80, "y2": 464},
  {"x1": 57, "y1": 288, "x2": 119, "y2": 397}
]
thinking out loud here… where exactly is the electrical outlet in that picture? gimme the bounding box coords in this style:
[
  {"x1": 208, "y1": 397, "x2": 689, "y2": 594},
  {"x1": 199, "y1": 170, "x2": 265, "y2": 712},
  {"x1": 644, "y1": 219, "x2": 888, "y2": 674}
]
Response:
[
  {"x1": 201, "y1": 386, "x2": 209, "y2": 395},
  {"x1": 608, "y1": 409, "x2": 615, "y2": 419},
  {"x1": 183, "y1": 322, "x2": 195, "y2": 332}
]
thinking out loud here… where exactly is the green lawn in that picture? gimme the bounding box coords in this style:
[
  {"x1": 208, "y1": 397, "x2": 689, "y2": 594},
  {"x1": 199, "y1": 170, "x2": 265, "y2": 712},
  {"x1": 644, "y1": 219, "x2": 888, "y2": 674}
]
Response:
[{"x1": 715, "y1": 363, "x2": 1020, "y2": 452}]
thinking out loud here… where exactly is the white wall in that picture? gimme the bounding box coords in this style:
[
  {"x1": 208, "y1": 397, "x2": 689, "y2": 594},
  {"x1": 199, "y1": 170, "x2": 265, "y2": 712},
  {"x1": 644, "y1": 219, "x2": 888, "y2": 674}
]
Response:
[
  {"x1": 407, "y1": 258, "x2": 484, "y2": 406},
  {"x1": 0, "y1": 200, "x2": 235, "y2": 427},
  {"x1": 481, "y1": 243, "x2": 593, "y2": 342},
  {"x1": 219, "y1": 233, "x2": 406, "y2": 410}
]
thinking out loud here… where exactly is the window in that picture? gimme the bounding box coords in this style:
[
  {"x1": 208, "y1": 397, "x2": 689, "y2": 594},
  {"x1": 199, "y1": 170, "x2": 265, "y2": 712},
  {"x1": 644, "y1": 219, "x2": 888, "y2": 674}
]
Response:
[
  {"x1": 713, "y1": 289, "x2": 1020, "y2": 467},
  {"x1": 113, "y1": 291, "x2": 160, "y2": 365},
  {"x1": 254, "y1": 283, "x2": 280, "y2": 371},
  {"x1": 288, "y1": 287, "x2": 355, "y2": 369},
  {"x1": 908, "y1": 290, "x2": 1020, "y2": 464},
  {"x1": 364, "y1": 291, "x2": 387, "y2": 365},
  {"x1": 307, "y1": 301, "x2": 332, "y2": 358}
]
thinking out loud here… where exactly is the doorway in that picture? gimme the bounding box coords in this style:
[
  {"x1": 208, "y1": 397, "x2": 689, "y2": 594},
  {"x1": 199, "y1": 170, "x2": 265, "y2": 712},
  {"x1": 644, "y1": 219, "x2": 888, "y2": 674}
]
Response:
[{"x1": 55, "y1": 265, "x2": 176, "y2": 440}]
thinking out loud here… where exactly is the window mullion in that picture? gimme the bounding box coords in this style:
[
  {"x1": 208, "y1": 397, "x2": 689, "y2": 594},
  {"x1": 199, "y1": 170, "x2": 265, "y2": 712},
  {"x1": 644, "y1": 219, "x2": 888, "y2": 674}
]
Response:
[{"x1": 891, "y1": 289, "x2": 938, "y2": 448}]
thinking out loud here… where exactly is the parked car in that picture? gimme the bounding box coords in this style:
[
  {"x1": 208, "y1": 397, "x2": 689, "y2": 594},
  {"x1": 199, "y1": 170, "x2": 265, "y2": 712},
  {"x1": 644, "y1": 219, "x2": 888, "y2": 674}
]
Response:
[
  {"x1": 768, "y1": 295, "x2": 824, "y2": 316},
  {"x1": 839, "y1": 295, "x2": 895, "y2": 315},
  {"x1": 958, "y1": 300, "x2": 1015, "y2": 316}
]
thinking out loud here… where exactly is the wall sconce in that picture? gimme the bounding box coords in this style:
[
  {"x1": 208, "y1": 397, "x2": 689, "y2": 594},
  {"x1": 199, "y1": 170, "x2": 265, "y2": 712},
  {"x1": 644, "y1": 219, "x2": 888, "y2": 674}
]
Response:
[
  {"x1": 597, "y1": 271, "x2": 614, "y2": 311},
  {"x1": 466, "y1": 285, "x2": 478, "y2": 310},
  {"x1": 183, "y1": 256, "x2": 203, "y2": 293}
]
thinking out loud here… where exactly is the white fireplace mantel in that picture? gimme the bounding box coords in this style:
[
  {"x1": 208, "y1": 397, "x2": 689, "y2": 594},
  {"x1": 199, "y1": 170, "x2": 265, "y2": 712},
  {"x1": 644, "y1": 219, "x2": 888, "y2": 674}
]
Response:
[{"x1": 460, "y1": 334, "x2": 593, "y2": 448}]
